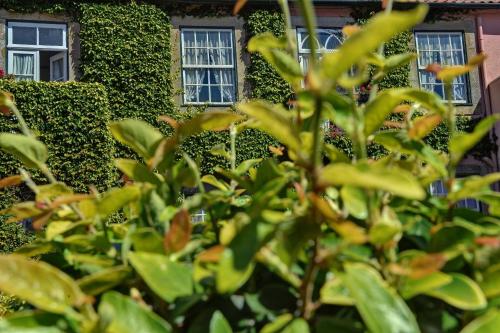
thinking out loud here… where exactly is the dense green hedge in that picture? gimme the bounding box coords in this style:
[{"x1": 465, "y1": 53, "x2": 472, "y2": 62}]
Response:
[
  {"x1": 78, "y1": 3, "x2": 174, "y2": 136},
  {"x1": 0, "y1": 81, "x2": 115, "y2": 192}
]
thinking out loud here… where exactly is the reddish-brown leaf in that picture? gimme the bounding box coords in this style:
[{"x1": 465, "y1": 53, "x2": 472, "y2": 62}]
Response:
[
  {"x1": 32, "y1": 211, "x2": 54, "y2": 230},
  {"x1": 0, "y1": 91, "x2": 14, "y2": 116},
  {"x1": 269, "y1": 145, "x2": 284, "y2": 156},
  {"x1": 164, "y1": 209, "x2": 192, "y2": 253},
  {"x1": 0, "y1": 175, "x2": 23, "y2": 189},
  {"x1": 158, "y1": 115, "x2": 179, "y2": 130},
  {"x1": 425, "y1": 63, "x2": 442, "y2": 74},
  {"x1": 50, "y1": 194, "x2": 94, "y2": 209},
  {"x1": 409, "y1": 253, "x2": 446, "y2": 279},
  {"x1": 197, "y1": 245, "x2": 224, "y2": 263},
  {"x1": 392, "y1": 104, "x2": 412, "y2": 114},
  {"x1": 233, "y1": 0, "x2": 248, "y2": 15},
  {"x1": 475, "y1": 237, "x2": 500, "y2": 248},
  {"x1": 408, "y1": 114, "x2": 442, "y2": 140}
]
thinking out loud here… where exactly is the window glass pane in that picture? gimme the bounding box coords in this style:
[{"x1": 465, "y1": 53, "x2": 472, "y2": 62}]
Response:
[
  {"x1": 184, "y1": 48, "x2": 196, "y2": 65},
  {"x1": 452, "y1": 51, "x2": 464, "y2": 65},
  {"x1": 208, "y1": 31, "x2": 219, "y2": 47},
  {"x1": 185, "y1": 69, "x2": 197, "y2": 84},
  {"x1": 222, "y1": 85, "x2": 235, "y2": 103},
  {"x1": 198, "y1": 85, "x2": 209, "y2": 102},
  {"x1": 220, "y1": 31, "x2": 232, "y2": 47},
  {"x1": 13, "y1": 53, "x2": 35, "y2": 81},
  {"x1": 209, "y1": 48, "x2": 221, "y2": 65},
  {"x1": 51, "y1": 58, "x2": 64, "y2": 81},
  {"x1": 428, "y1": 34, "x2": 440, "y2": 50},
  {"x1": 324, "y1": 31, "x2": 342, "y2": 50},
  {"x1": 39, "y1": 28, "x2": 63, "y2": 46},
  {"x1": 196, "y1": 48, "x2": 208, "y2": 65},
  {"x1": 452, "y1": 84, "x2": 466, "y2": 102},
  {"x1": 196, "y1": 32, "x2": 208, "y2": 47},
  {"x1": 220, "y1": 49, "x2": 233, "y2": 66},
  {"x1": 210, "y1": 86, "x2": 222, "y2": 103},
  {"x1": 183, "y1": 31, "x2": 195, "y2": 47},
  {"x1": 221, "y1": 69, "x2": 234, "y2": 85},
  {"x1": 418, "y1": 51, "x2": 433, "y2": 66},
  {"x1": 185, "y1": 86, "x2": 197, "y2": 103},
  {"x1": 450, "y1": 35, "x2": 462, "y2": 49},
  {"x1": 12, "y1": 26, "x2": 36, "y2": 45},
  {"x1": 417, "y1": 34, "x2": 429, "y2": 50},
  {"x1": 439, "y1": 35, "x2": 451, "y2": 50},
  {"x1": 441, "y1": 51, "x2": 453, "y2": 66}
]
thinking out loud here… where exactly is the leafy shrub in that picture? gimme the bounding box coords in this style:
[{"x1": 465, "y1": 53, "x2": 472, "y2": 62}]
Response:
[{"x1": 0, "y1": 2, "x2": 500, "y2": 332}]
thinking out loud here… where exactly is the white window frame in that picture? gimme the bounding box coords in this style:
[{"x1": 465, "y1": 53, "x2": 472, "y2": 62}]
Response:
[
  {"x1": 7, "y1": 21, "x2": 68, "y2": 82},
  {"x1": 415, "y1": 31, "x2": 469, "y2": 104},
  {"x1": 181, "y1": 28, "x2": 236, "y2": 105},
  {"x1": 7, "y1": 50, "x2": 40, "y2": 81},
  {"x1": 8, "y1": 21, "x2": 67, "y2": 50}
]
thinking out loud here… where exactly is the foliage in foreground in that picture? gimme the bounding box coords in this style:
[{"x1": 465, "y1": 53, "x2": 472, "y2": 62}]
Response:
[{"x1": 0, "y1": 1, "x2": 500, "y2": 332}]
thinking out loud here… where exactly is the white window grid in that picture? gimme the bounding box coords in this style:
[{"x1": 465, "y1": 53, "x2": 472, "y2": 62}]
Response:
[
  {"x1": 415, "y1": 32, "x2": 469, "y2": 104},
  {"x1": 296, "y1": 28, "x2": 343, "y2": 73},
  {"x1": 191, "y1": 209, "x2": 207, "y2": 223},
  {"x1": 7, "y1": 21, "x2": 67, "y2": 50},
  {"x1": 181, "y1": 28, "x2": 236, "y2": 105},
  {"x1": 429, "y1": 180, "x2": 482, "y2": 212}
]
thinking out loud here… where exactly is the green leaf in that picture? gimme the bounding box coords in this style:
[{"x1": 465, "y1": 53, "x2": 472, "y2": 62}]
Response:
[
  {"x1": 237, "y1": 101, "x2": 301, "y2": 154},
  {"x1": 320, "y1": 5, "x2": 428, "y2": 81},
  {"x1": 109, "y1": 119, "x2": 163, "y2": 160},
  {"x1": 128, "y1": 252, "x2": 193, "y2": 302},
  {"x1": 401, "y1": 272, "x2": 453, "y2": 299},
  {"x1": 217, "y1": 221, "x2": 275, "y2": 293},
  {"x1": 210, "y1": 311, "x2": 233, "y2": 333},
  {"x1": 0, "y1": 311, "x2": 65, "y2": 333},
  {"x1": 97, "y1": 186, "x2": 141, "y2": 219},
  {"x1": 449, "y1": 173, "x2": 500, "y2": 202},
  {"x1": 0, "y1": 254, "x2": 85, "y2": 316},
  {"x1": 425, "y1": 273, "x2": 487, "y2": 310},
  {"x1": 260, "y1": 313, "x2": 310, "y2": 333},
  {"x1": 78, "y1": 265, "x2": 131, "y2": 296},
  {"x1": 450, "y1": 115, "x2": 500, "y2": 165},
  {"x1": 479, "y1": 266, "x2": 500, "y2": 298},
  {"x1": 461, "y1": 311, "x2": 500, "y2": 333},
  {"x1": 115, "y1": 159, "x2": 162, "y2": 186},
  {"x1": 131, "y1": 227, "x2": 165, "y2": 254},
  {"x1": 36, "y1": 183, "x2": 73, "y2": 202},
  {"x1": 248, "y1": 33, "x2": 302, "y2": 86},
  {"x1": 99, "y1": 291, "x2": 172, "y2": 333},
  {"x1": 342, "y1": 263, "x2": 420, "y2": 333},
  {"x1": 178, "y1": 111, "x2": 243, "y2": 140},
  {"x1": 340, "y1": 186, "x2": 368, "y2": 219},
  {"x1": 320, "y1": 277, "x2": 354, "y2": 306},
  {"x1": 364, "y1": 88, "x2": 447, "y2": 137},
  {"x1": 0, "y1": 133, "x2": 47, "y2": 169},
  {"x1": 319, "y1": 163, "x2": 425, "y2": 199}
]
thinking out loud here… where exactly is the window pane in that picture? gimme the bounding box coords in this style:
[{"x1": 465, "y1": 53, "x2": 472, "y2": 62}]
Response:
[
  {"x1": 196, "y1": 32, "x2": 208, "y2": 47},
  {"x1": 13, "y1": 53, "x2": 35, "y2": 81},
  {"x1": 428, "y1": 34, "x2": 440, "y2": 50},
  {"x1": 220, "y1": 31, "x2": 232, "y2": 47},
  {"x1": 183, "y1": 31, "x2": 195, "y2": 47},
  {"x1": 220, "y1": 49, "x2": 233, "y2": 65},
  {"x1": 185, "y1": 69, "x2": 197, "y2": 84},
  {"x1": 196, "y1": 48, "x2": 208, "y2": 65},
  {"x1": 452, "y1": 51, "x2": 464, "y2": 65},
  {"x1": 210, "y1": 86, "x2": 222, "y2": 103},
  {"x1": 39, "y1": 28, "x2": 63, "y2": 46},
  {"x1": 221, "y1": 69, "x2": 234, "y2": 85},
  {"x1": 450, "y1": 35, "x2": 462, "y2": 49},
  {"x1": 452, "y1": 84, "x2": 466, "y2": 102},
  {"x1": 439, "y1": 35, "x2": 451, "y2": 50},
  {"x1": 441, "y1": 51, "x2": 453, "y2": 65},
  {"x1": 417, "y1": 34, "x2": 429, "y2": 50},
  {"x1": 197, "y1": 69, "x2": 208, "y2": 84},
  {"x1": 222, "y1": 85, "x2": 235, "y2": 103},
  {"x1": 324, "y1": 31, "x2": 342, "y2": 50},
  {"x1": 208, "y1": 31, "x2": 219, "y2": 48},
  {"x1": 51, "y1": 58, "x2": 64, "y2": 81},
  {"x1": 185, "y1": 86, "x2": 197, "y2": 103},
  {"x1": 209, "y1": 48, "x2": 221, "y2": 65},
  {"x1": 198, "y1": 85, "x2": 209, "y2": 102},
  {"x1": 184, "y1": 48, "x2": 196, "y2": 65},
  {"x1": 12, "y1": 26, "x2": 36, "y2": 45},
  {"x1": 419, "y1": 51, "x2": 433, "y2": 66}
]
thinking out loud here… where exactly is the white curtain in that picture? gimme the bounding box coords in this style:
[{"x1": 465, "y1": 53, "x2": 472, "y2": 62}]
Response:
[
  {"x1": 52, "y1": 58, "x2": 63, "y2": 81},
  {"x1": 13, "y1": 54, "x2": 34, "y2": 81},
  {"x1": 212, "y1": 69, "x2": 233, "y2": 102}
]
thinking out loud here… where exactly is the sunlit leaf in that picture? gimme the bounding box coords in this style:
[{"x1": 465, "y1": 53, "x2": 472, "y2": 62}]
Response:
[
  {"x1": 0, "y1": 133, "x2": 47, "y2": 169},
  {"x1": 425, "y1": 273, "x2": 487, "y2": 310},
  {"x1": 99, "y1": 291, "x2": 172, "y2": 333},
  {"x1": 320, "y1": 277, "x2": 354, "y2": 305},
  {"x1": 478, "y1": 266, "x2": 500, "y2": 298},
  {"x1": 115, "y1": 159, "x2": 162, "y2": 186},
  {"x1": 178, "y1": 111, "x2": 243, "y2": 140},
  {"x1": 461, "y1": 310, "x2": 500, "y2": 333},
  {"x1": 261, "y1": 313, "x2": 310, "y2": 333},
  {"x1": 449, "y1": 115, "x2": 500, "y2": 165},
  {"x1": 109, "y1": 119, "x2": 163, "y2": 160},
  {"x1": 97, "y1": 186, "x2": 141, "y2": 219},
  {"x1": 408, "y1": 114, "x2": 443, "y2": 139},
  {"x1": 341, "y1": 186, "x2": 368, "y2": 219},
  {"x1": 319, "y1": 163, "x2": 425, "y2": 199},
  {"x1": 401, "y1": 272, "x2": 453, "y2": 299},
  {"x1": 78, "y1": 266, "x2": 131, "y2": 296},
  {"x1": 128, "y1": 252, "x2": 193, "y2": 302},
  {"x1": 342, "y1": 263, "x2": 420, "y2": 333},
  {"x1": 0, "y1": 254, "x2": 86, "y2": 316},
  {"x1": 321, "y1": 5, "x2": 428, "y2": 82},
  {"x1": 0, "y1": 175, "x2": 23, "y2": 189}
]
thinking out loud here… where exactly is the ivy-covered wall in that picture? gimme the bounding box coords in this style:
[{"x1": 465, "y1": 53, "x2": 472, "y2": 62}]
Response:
[{"x1": 78, "y1": 3, "x2": 174, "y2": 136}]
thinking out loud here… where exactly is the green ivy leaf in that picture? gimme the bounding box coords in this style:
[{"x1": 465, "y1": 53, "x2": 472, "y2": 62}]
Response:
[
  {"x1": 342, "y1": 263, "x2": 421, "y2": 333},
  {"x1": 0, "y1": 133, "x2": 47, "y2": 169},
  {"x1": 109, "y1": 119, "x2": 164, "y2": 160},
  {"x1": 425, "y1": 273, "x2": 487, "y2": 310},
  {"x1": 128, "y1": 252, "x2": 193, "y2": 302},
  {"x1": 99, "y1": 291, "x2": 172, "y2": 333},
  {"x1": 0, "y1": 254, "x2": 86, "y2": 316}
]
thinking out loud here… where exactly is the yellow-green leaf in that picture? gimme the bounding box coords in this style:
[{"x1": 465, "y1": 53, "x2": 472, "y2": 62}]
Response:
[
  {"x1": 109, "y1": 119, "x2": 163, "y2": 160},
  {"x1": 0, "y1": 133, "x2": 47, "y2": 169},
  {"x1": 425, "y1": 273, "x2": 487, "y2": 310},
  {"x1": 461, "y1": 311, "x2": 500, "y2": 333}
]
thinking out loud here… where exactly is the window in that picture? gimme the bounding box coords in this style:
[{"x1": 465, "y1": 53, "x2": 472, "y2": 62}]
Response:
[
  {"x1": 297, "y1": 28, "x2": 343, "y2": 73},
  {"x1": 429, "y1": 180, "x2": 482, "y2": 211},
  {"x1": 415, "y1": 32, "x2": 469, "y2": 103},
  {"x1": 7, "y1": 22, "x2": 68, "y2": 82},
  {"x1": 181, "y1": 29, "x2": 236, "y2": 105}
]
